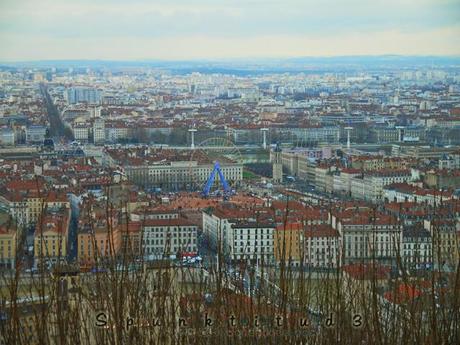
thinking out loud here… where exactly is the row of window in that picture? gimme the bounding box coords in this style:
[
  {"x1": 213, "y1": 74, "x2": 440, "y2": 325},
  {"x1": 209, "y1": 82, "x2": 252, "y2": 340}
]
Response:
[
  {"x1": 144, "y1": 238, "x2": 196, "y2": 245},
  {"x1": 345, "y1": 235, "x2": 396, "y2": 241},
  {"x1": 234, "y1": 247, "x2": 271, "y2": 253},
  {"x1": 305, "y1": 248, "x2": 337, "y2": 253},
  {"x1": 145, "y1": 227, "x2": 196, "y2": 232},
  {"x1": 403, "y1": 250, "x2": 431, "y2": 257},
  {"x1": 144, "y1": 233, "x2": 195, "y2": 239},
  {"x1": 403, "y1": 244, "x2": 431, "y2": 249},
  {"x1": 346, "y1": 250, "x2": 393, "y2": 257},
  {"x1": 145, "y1": 246, "x2": 197, "y2": 253},
  {"x1": 233, "y1": 229, "x2": 274, "y2": 235},
  {"x1": 306, "y1": 239, "x2": 337, "y2": 245},
  {"x1": 236, "y1": 235, "x2": 272, "y2": 240},
  {"x1": 233, "y1": 254, "x2": 274, "y2": 260},
  {"x1": 236, "y1": 240, "x2": 273, "y2": 246},
  {"x1": 306, "y1": 254, "x2": 337, "y2": 260}
]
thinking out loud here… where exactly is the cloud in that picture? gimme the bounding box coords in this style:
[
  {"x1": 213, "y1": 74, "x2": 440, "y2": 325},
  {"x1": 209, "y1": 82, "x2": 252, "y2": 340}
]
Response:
[{"x1": 0, "y1": 0, "x2": 459, "y2": 60}]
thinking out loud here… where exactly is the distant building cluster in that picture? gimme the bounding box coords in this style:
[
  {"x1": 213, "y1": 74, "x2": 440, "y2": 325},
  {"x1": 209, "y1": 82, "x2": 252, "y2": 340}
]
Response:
[
  {"x1": 2, "y1": 66, "x2": 460, "y2": 148},
  {"x1": 0, "y1": 64, "x2": 459, "y2": 277}
]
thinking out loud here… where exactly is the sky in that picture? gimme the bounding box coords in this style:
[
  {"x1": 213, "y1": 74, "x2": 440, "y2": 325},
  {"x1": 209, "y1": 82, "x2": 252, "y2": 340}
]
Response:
[{"x1": 0, "y1": 0, "x2": 459, "y2": 61}]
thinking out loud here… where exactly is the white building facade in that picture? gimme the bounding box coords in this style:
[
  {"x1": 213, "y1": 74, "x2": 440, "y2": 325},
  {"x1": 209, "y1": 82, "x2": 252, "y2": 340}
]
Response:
[{"x1": 142, "y1": 218, "x2": 198, "y2": 259}]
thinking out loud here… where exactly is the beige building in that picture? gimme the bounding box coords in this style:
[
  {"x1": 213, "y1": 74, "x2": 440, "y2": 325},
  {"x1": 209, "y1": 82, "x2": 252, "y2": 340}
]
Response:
[
  {"x1": 351, "y1": 170, "x2": 413, "y2": 202},
  {"x1": 78, "y1": 223, "x2": 122, "y2": 268},
  {"x1": 0, "y1": 190, "x2": 69, "y2": 228},
  {"x1": 34, "y1": 207, "x2": 70, "y2": 268},
  {"x1": 0, "y1": 224, "x2": 17, "y2": 269},
  {"x1": 314, "y1": 164, "x2": 333, "y2": 193},
  {"x1": 104, "y1": 148, "x2": 243, "y2": 191},
  {"x1": 274, "y1": 223, "x2": 303, "y2": 266},
  {"x1": 424, "y1": 169, "x2": 460, "y2": 190},
  {"x1": 333, "y1": 168, "x2": 361, "y2": 196},
  {"x1": 331, "y1": 210, "x2": 403, "y2": 265},
  {"x1": 424, "y1": 219, "x2": 459, "y2": 268}
]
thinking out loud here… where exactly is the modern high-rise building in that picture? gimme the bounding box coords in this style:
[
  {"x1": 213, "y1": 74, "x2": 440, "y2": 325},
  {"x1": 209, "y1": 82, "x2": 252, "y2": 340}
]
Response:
[{"x1": 66, "y1": 87, "x2": 100, "y2": 104}]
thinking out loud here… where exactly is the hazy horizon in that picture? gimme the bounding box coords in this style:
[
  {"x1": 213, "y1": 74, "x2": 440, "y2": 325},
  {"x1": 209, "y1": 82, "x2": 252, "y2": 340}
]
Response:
[{"x1": 2, "y1": 54, "x2": 460, "y2": 64}]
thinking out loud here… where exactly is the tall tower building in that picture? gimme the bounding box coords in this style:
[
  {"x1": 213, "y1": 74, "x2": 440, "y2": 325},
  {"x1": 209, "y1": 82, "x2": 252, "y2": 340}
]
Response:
[{"x1": 272, "y1": 143, "x2": 283, "y2": 183}]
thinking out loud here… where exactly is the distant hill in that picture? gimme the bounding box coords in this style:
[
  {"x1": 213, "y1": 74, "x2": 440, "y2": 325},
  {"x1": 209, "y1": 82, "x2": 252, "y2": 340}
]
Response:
[{"x1": 1, "y1": 55, "x2": 459, "y2": 75}]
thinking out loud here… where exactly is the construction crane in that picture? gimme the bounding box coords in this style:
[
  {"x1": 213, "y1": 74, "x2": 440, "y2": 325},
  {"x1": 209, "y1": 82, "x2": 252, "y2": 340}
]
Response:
[{"x1": 202, "y1": 161, "x2": 233, "y2": 199}]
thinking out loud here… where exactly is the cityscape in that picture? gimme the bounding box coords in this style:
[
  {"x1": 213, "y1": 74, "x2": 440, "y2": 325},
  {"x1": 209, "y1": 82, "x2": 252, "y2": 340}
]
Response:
[{"x1": 1, "y1": 1, "x2": 460, "y2": 345}]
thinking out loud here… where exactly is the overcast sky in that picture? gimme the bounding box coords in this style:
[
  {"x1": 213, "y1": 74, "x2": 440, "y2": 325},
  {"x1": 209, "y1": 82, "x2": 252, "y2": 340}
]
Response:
[{"x1": 0, "y1": 0, "x2": 459, "y2": 61}]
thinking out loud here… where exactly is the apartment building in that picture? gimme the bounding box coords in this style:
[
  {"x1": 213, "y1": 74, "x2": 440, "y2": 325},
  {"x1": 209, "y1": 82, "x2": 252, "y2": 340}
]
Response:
[
  {"x1": 297, "y1": 157, "x2": 310, "y2": 180},
  {"x1": 119, "y1": 221, "x2": 142, "y2": 258},
  {"x1": 315, "y1": 164, "x2": 333, "y2": 193},
  {"x1": 401, "y1": 226, "x2": 432, "y2": 269},
  {"x1": 0, "y1": 190, "x2": 70, "y2": 227},
  {"x1": 383, "y1": 183, "x2": 453, "y2": 205},
  {"x1": 438, "y1": 152, "x2": 460, "y2": 170},
  {"x1": 280, "y1": 147, "x2": 334, "y2": 177},
  {"x1": 130, "y1": 209, "x2": 179, "y2": 222},
  {"x1": 202, "y1": 206, "x2": 255, "y2": 255},
  {"x1": 424, "y1": 219, "x2": 459, "y2": 268},
  {"x1": 274, "y1": 223, "x2": 303, "y2": 266},
  {"x1": 230, "y1": 220, "x2": 275, "y2": 264},
  {"x1": 332, "y1": 210, "x2": 402, "y2": 265},
  {"x1": 350, "y1": 156, "x2": 412, "y2": 171},
  {"x1": 142, "y1": 217, "x2": 198, "y2": 259},
  {"x1": 105, "y1": 123, "x2": 130, "y2": 143},
  {"x1": 77, "y1": 223, "x2": 122, "y2": 267},
  {"x1": 304, "y1": 224, "x2": 340, "y2": 268},
  {"x1": 93, "y1": 117, "x2": 106, "y2": 144},
  {"x1": 33, "y1": 207, "x2": 70, "y2": 268},
  {"x1": 351, "y1": 170, "x2": 413, "y2": 202},
  {"x1": 333, "y1": 168, "x2": 361, "y2": 196},
  {"x1": 0, "y1": 192, "x2": 43, "y2": 226},
  {"x1": 0, "y1": 225, "x2": 17, "y2": 269},
  {"x1": 72, "y1": 123, "x2": 89, "y2": 142},
  {"x1": 0, "y1": 193, "x2": 27, "y2": 226},
  {"x1": 0, "y1": 294, "x2": 51, "y2": 344},
  {"x1": 424, "y1": 169, "x2": 460, "y2": 190}
]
